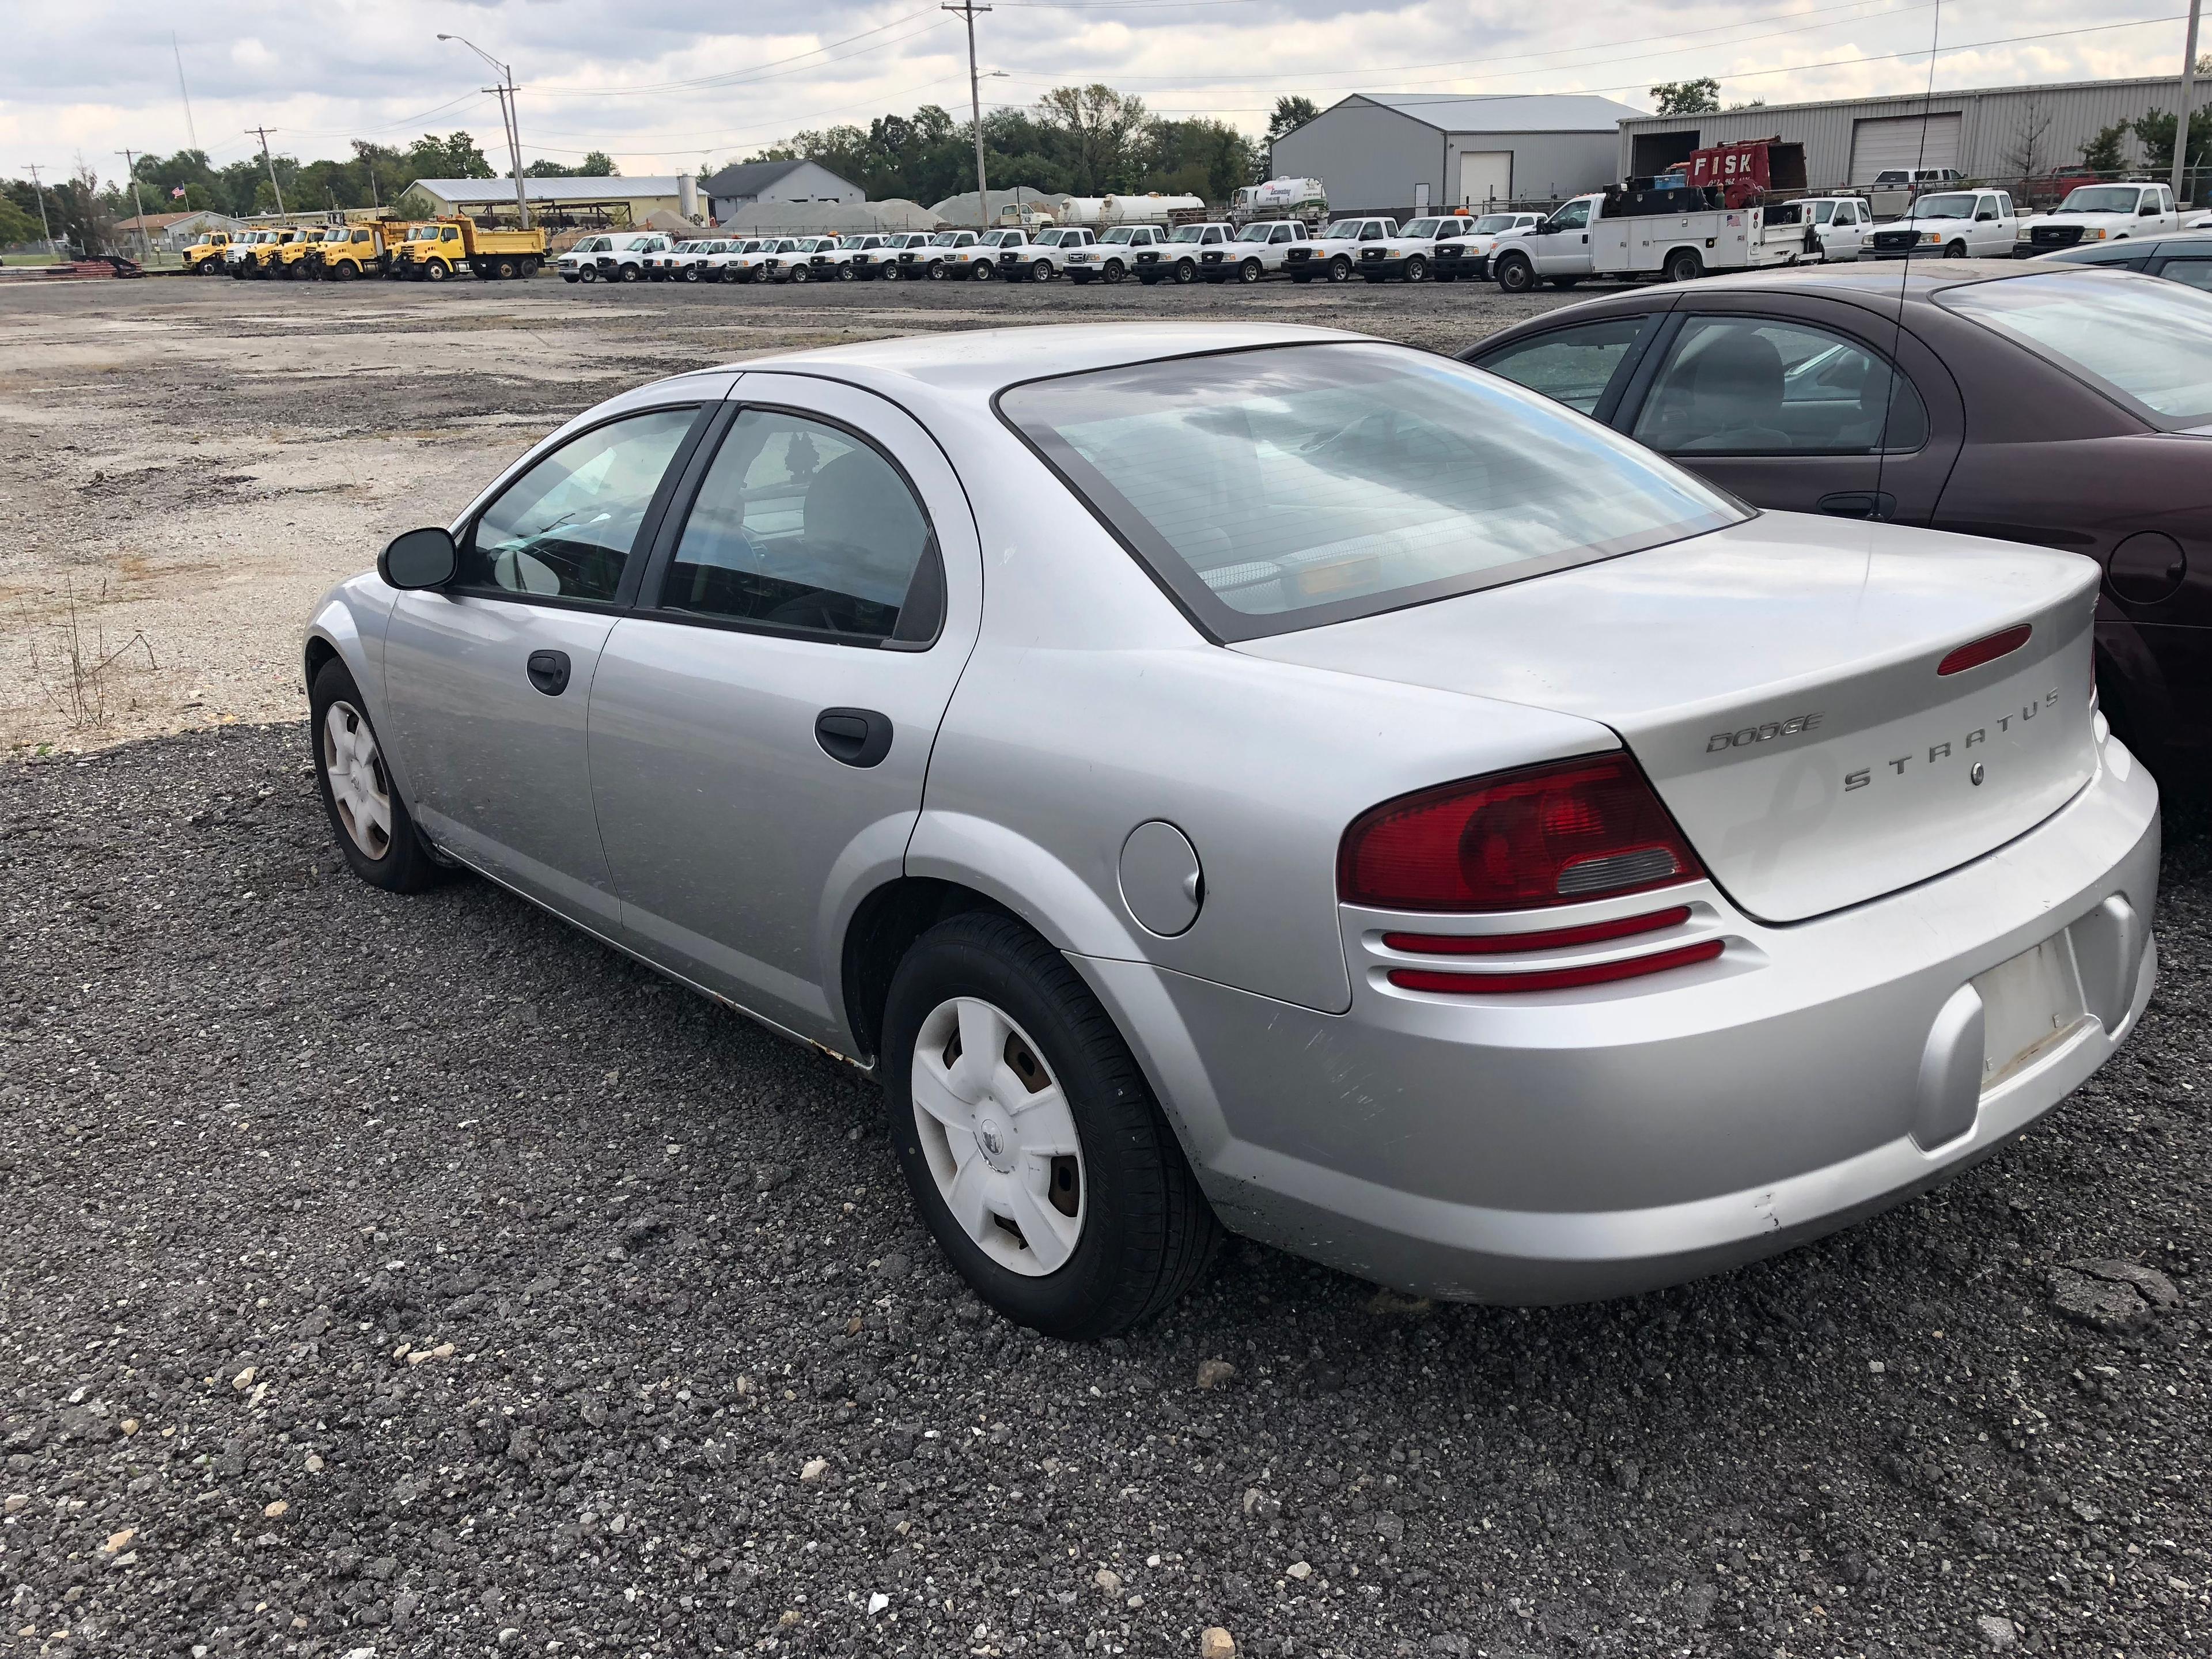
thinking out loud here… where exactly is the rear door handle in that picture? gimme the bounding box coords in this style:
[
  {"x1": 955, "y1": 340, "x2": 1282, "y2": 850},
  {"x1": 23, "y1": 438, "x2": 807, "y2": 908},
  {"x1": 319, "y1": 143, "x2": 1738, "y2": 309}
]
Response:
[
  {"x1": 526, "y1": 649, "x2": 571, "y2": 696},
  {"x1": 815, "y1": 707, "x2": 893, "y2": 768},
  {"x1": 1817, "y1": 490, "x2": 1896, "y2": 521}
]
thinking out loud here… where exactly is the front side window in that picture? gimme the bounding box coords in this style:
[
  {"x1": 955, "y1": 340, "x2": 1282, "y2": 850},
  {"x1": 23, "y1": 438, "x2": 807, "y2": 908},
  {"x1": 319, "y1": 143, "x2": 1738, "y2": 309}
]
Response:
[
  {"x1": 463, "y1": 409, "x2": 697, "y2": 604},
  {"x1": 1478, "y1": 316, "x2": 1653, "y2": 416},
  {"x1": 1547, "y1": 201, "x2": 1592, "y2": 233},
  {"x1": 1941, "y1": 269, "x2": 2212, "y2": 428},
  {"x1": 1000, "y1": 343, "x2": 1743, "y2": 641},
  {"x1": 1631, "y1": 317, "x2": 1928, "y2": 456},
  {"x1": 661, "y1": 409, "x2": 939, "y2": 643}
]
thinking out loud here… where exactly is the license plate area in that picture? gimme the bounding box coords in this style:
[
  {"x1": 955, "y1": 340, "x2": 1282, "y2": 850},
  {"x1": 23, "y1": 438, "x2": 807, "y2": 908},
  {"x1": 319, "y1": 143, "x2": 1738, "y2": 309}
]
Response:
[{"x1": 1973, "y1": 933, "x2": 2089, "y2": 1092}]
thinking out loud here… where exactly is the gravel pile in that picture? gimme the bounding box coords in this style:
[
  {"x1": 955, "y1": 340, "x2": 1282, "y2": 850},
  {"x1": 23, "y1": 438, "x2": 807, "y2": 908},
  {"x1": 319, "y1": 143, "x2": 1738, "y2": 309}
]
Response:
[{"x1": 2, "y1": 722, "x2": 2209, "y2": 1659}]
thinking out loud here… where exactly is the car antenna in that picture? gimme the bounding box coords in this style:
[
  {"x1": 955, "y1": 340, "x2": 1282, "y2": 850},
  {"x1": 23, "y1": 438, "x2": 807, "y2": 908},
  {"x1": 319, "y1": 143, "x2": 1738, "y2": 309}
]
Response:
[{"x1": 1874, "y1": 0, "x2": 1942, "y2": 522}]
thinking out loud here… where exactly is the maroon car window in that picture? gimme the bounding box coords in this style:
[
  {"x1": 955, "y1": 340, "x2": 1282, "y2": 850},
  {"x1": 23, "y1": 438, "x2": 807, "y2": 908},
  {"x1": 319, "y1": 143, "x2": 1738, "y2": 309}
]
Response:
[
  {"x1": 1630, "y1": 317, "x2": 1928, "y2": 457},
  {"x1": 1940, "y1": 270, "x2": 2212, "y2": 430}
]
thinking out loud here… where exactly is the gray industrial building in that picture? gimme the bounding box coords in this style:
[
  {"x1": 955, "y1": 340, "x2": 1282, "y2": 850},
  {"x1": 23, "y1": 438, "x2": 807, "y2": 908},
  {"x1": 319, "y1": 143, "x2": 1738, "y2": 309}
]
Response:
[
  {"x1": 1270, "y1": 93, "x2": 1647, "y2": 215},
  {"x1": 1617, "y1": 75, "x2": 2193, "y2": 195},
  {"x1": 700, "y1": 158, "x2": 864, "y2": 222}
]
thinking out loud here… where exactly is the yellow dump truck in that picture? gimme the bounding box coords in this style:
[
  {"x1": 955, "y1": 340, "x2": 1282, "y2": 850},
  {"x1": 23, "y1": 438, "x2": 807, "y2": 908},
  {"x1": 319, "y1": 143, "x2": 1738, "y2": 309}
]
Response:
[
  {"x1": 231, "y1": 226, "x2": 313, "y2": 278},
  {"x1": 270, "y1": 226, "x2": 343, "y2": 279},
  {"x1": 390, "y1": 218, "x2": 547, "y2": 282},
  {"x1": 305, "y1": 222, "x2": 398, "y2": 281},
  {"x1": 184, "y1": 229, "x2": 234, "y2": 274}
]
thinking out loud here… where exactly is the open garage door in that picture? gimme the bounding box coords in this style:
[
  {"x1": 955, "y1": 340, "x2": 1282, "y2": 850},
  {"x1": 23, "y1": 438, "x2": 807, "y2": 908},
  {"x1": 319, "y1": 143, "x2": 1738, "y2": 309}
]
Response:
[
  {"x1": 1849, "y1": 113, "x2": 1961, "y2": 182},
  {"x1": 1457, "y1": 151, "x2": 1512, "y2": 208}
]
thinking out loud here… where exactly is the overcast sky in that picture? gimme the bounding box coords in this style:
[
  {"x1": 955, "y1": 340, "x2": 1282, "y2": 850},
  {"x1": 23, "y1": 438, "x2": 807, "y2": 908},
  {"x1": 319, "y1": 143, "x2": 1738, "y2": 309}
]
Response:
[{"x1": 5, "y1": 0, "x2": 2196, "y2": 184}]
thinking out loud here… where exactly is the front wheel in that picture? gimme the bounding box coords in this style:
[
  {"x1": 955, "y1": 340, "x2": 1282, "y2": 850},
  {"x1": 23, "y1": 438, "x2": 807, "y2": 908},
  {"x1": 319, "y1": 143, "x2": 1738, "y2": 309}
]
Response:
[
  {"x1": 579, "y1": 265, "x2": 599, "y2": 283},
  {"x1": 1327, "y1": 255, "x2": 1354, "y2": 282},
  {"x1": 1404, "y1": 255, "x2": 1428, "y2": 283},
  {"x1": 884, "y1": 912, "x2": 1220, "y2": 1338},
  {"x1": 836, "y1": 263, "x2": 857, "y2": 281},
  {"x1": 618, "y1": 264, "x2": 639, "y2": 283},
  {"x1": 1031, "y1": 260, "x2": 1053, "y2": 282},
  {"x1": 971, "y1": 260, "x2": 993, "y2": 281},
  {"x1": 1493, "y1": 253, "x2": 1536, "y2": 293},
  {"x1": 310, "y1": 661, "x2": 440, "y2": 895},
  {"x1": 790, "y1": 263, "x2": 810, "y2": 283},
  {"x1": 1101, "y1": 259, "x2": 1126, "y2": 285},
  {"x1": 1943, "y1": 240, "x2": 1968, "y2": 259},
  {"x1": 423, "y1": 260, "x2": 450, "y2": 283},
  {"x1": 1238, "y1": 258, "x2": 1263, "y2": 284},
  {"x1": 1173, "y1": 258, "x2": 1197, "y2": 284}
]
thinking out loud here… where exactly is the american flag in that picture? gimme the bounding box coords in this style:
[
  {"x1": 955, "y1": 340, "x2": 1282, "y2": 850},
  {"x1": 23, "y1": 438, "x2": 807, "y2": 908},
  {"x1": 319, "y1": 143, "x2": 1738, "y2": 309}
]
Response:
[{"x1": 171, "y1": 185, "x2": 185, "y2": 199}]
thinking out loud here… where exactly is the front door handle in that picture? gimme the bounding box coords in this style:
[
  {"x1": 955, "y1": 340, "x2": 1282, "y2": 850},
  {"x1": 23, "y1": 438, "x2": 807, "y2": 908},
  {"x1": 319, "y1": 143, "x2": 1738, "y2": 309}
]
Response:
[
  {"x1": 1817, "y1": 490, "x2": 1897, "y2": 521},
  {"x1": 815, "y1": 707, "x2": 893, "y2": 768},
  {"x1": 527, "y1": 649, "x2": 571, "y2": 696}
]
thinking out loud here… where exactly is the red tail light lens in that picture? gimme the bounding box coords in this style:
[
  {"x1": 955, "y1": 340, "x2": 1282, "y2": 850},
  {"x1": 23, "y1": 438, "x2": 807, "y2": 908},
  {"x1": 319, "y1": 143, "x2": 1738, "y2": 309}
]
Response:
[
  {"x1": 1338, "y1": 753, "x2": 1703, "y2": 912},
  {"x1": 1937, "y1": 623, "x2": 2031, "y2": 677}
]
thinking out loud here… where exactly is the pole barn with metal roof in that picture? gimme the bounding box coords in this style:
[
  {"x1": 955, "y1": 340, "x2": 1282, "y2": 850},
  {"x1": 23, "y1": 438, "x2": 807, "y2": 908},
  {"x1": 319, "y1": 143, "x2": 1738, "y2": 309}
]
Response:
[{"x1": 1270, "y1": 93, "x2": 1650, "y2": 217}]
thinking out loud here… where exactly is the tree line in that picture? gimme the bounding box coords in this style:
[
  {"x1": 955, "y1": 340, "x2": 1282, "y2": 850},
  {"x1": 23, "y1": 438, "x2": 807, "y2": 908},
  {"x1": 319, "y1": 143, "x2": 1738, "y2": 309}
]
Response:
[{"x1": 733, "y1": 89, "x2": 1321, "y2": 206}]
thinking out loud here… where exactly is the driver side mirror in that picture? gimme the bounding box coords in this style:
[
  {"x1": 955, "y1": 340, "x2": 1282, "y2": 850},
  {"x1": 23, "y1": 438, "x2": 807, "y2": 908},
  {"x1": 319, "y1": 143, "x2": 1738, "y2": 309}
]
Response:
[{"x1": 380, "y1": 526, "x2": 459, "y2": 590}]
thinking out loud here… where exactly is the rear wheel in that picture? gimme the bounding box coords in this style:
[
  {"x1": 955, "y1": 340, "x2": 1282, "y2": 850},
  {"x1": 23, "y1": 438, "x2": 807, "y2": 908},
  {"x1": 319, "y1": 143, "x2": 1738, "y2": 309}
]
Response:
[
  {"x1": 495, "y1": 258, "x2": 518, "y2": 280},
  {"x1": 1662, "y1": 248, "x2": 1703, "y2": 283},
  {"x1": 310, "y1": 660, "x2": 439, "y2": 895},
  {"x1": 1493, "y1": 252, "x2": 1536, "y2": 293},
  {"x1": 884, "y1": 912, "x2": 1219, "y2": 1338}
]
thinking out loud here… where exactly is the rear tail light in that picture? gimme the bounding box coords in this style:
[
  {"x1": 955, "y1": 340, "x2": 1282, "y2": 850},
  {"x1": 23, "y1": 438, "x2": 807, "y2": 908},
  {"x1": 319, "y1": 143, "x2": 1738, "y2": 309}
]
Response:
[
  {"x1": 1938, "y1": 623, "x2": 2031, "y2": 676},
  {"x1": 1338, "y1": 753, "x2": 1703, "y2": 912}
]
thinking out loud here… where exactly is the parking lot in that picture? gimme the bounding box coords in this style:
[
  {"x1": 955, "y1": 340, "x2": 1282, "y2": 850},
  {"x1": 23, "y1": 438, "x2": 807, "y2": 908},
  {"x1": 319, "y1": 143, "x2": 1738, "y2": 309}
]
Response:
[{"x1": 3, "y1": 272, "x2": 2211, "y2": 1659}]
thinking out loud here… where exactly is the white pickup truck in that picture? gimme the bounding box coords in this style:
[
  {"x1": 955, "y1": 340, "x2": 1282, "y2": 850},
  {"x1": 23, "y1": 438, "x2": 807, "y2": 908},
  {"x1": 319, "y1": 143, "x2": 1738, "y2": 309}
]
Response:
[
  {"x1": 1428, "y1": 211, "x2": 1542, "y2": 281},
  {"x1": 1137, "y1": 223, "x2": 1234, "y2": 285},
  {"x1": 858, "y1": 232, "x2": 931, "y2": 279},
  {"x1": 719, "y1": 238, "x2": 796, "y2": 284},
  {"x1": 1357, "y1": 215, "x2": 1480, "y2": 282},
  {"x1": 1487, "y1": 192, "x2": 1801, "y2": 292},
  {"x1": 1066, "y1": 224, "x2": 1168, "y2": 284},
  {"x1": 1199, "y1": 220, "x2": 1313, "y2": 283},
  {"x1": 1022, "y1": 226, "x2": 1098, "y2": 280},
  {"x1": 1861, "y1": 188, "x2": 2020, "y2": 260},
  {"x1": 1284, "y1": 217, "x2": 1397, "y2": 283},
  {"x1": 2021, "y1": 181, "x2": 2182, "y2": 256}
]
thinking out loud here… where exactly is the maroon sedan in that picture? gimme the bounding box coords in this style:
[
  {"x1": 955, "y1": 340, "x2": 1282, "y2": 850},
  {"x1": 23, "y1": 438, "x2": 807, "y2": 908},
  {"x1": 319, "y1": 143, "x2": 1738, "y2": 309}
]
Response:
[{"x1": 1464, "y1": 262, "x2": 2210, "y2": 778}]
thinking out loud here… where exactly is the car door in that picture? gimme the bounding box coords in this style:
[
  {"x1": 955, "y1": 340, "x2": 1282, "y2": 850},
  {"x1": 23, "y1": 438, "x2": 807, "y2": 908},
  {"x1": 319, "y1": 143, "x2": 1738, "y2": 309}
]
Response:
[
  {"x1": 380, "y1": 397, "x2": 718, "y2": 926},
  {"x1": 1611, "y1": 298, "x2": 1963, "y2": 523},
  {"x1": 1529, "y1": 199, "x2": 1592, "y2": 274},
  {"x1": 1824, "y1": 201, "x2": 1869, "y2": 260},
  {"x1": 586, "y1": 374, "x2": 983, "y2": 1050}
]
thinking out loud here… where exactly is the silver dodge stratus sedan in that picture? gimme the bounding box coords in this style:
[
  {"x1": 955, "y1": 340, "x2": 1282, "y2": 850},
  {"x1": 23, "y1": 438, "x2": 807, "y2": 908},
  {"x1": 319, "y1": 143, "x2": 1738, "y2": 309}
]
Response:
[{"x1": 307, "y1": 323, "x2": 2159, "y2": 1338}]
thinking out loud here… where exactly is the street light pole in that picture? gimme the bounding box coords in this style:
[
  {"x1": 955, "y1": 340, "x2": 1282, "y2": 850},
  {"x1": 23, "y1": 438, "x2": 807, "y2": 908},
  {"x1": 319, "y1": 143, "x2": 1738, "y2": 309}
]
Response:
[
  {"x1": 942, "y1": 0, "x2": 993, "y2": 224},
  {"x1": 440, "y1": 34, "x2": 531, "y2": 229},
  {"x1": 2176, "y1": 0, "x2": 2204, "y2": 206}
]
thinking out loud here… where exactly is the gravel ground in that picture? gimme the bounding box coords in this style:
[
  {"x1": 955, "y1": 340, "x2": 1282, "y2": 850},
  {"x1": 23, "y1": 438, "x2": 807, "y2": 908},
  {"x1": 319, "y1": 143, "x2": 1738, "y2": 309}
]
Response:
[{"x1": 2, "y1": 727, "x2": 2209, "y2": 1659}]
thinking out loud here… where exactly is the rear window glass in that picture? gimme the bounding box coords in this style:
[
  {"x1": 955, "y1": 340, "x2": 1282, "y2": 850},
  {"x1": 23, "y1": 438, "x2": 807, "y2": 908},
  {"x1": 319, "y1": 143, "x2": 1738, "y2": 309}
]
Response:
[
  {"x1": 998, "y1": 343, "x2": 1745, "y2": 642},
  {"x1": 1939, "y1": 270, "x2": 2212, "y2": 429}
]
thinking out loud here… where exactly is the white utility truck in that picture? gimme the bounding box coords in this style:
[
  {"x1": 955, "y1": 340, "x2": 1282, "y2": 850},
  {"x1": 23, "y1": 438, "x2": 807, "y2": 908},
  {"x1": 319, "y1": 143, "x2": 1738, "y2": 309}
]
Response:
[{"x1": 1487, "y1": 189, "x2": 1802, "y2": 293}]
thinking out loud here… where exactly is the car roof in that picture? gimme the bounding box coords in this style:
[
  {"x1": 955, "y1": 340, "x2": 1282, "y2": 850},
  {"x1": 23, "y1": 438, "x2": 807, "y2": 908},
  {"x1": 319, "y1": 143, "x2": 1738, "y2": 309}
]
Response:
[{"x1": 696, "y1": 322, "x2": 1368, "y2": 402}]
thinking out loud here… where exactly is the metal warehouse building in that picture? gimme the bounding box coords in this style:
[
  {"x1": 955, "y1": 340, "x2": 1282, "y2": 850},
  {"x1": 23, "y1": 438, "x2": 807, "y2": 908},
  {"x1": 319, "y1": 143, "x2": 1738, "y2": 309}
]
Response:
[
  {"x1": 1271, "y1": 93, "x2": 1647, "y2": 214},
  {"x1": 1617, "y1": 75, "x2": 2193, "y2": 193}
]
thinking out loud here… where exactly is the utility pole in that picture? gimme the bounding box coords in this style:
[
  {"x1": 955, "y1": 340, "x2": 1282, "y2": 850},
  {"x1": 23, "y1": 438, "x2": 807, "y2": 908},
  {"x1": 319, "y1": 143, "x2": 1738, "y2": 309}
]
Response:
[
  {"x1": 24, "y1": 162, "x2": 60, "y2": 259},
  {"x1": 943, "y1": 0, "x2": 993, "y2": 224},
  {"x1": 440, "y1": 35, "x2": 531, "y2": 229},
  {"x1": 116, "y1": 150, "x2": 153, "y2": 260},
  {"x1": 2176, "y1": 0, "x2": 2204, "y2": 206},
  {"x1": 248, "y1": 126, "x2": 286, "y2": 215}
]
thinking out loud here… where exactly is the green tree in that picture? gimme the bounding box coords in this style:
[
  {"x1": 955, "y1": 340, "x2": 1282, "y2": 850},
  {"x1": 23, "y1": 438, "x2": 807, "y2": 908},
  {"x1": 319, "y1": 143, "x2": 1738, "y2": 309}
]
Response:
[
  {"x1": 1266, "y1": 96, "x2": 1321, "y2": 141},
  {"x1": 1142, "y1": 118, "x2": 1258, "y2": 203},
  {"x1": 2080, "y1": 122, "x2": 2130, "y2": 174},
  {"x1": 0, "y1": 193, "x2": 42, "y2": 247},
  {"x1": 1035, "y1": 84, "x2": 1151, "y2": 194},
  {"x1": 525, "y1": 151, "x2": 619, "y2": 178},
  {"x1": 2130, "y1": 108, "x2": 2212, "y2": 177},
  {"x1": 404, "y1": 131, "x2": 494, "y2": 180},
  {"x1": 1650, "y1": 78, "x2": 1720, "y2": 115}
]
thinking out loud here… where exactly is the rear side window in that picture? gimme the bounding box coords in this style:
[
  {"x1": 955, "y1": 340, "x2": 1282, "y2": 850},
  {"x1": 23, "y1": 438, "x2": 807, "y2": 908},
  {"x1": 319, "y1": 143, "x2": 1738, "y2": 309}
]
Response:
[
  {"x1": 464, "y1": 409, "x2": 698, "y2": 604},
  {"x1": 999, "y1": 342, "x2": 1742, "y2": 642},
  {"x1": 660, "y1": 409, "x2": 941, "y2": 644},
  {"x1": 2153, "y1": 256, "x2": 2212, "y2": 292},
  {"x1": 1629, "y1": 317, "x2": 1929, "y2": 455},
  {"x1": 1476, "y1": 316, "x2": 1653, "y2": 415},
  {"x1": 1940, "y1": 270, "x2": 2212, "y2": 429}
]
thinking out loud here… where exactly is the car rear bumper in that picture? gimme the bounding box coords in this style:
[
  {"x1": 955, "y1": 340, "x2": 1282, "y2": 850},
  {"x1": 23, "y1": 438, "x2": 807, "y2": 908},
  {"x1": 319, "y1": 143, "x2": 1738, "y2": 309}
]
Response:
[{"x1": 1080, "y1": 730, "x2": 2158, "y2": 1303}]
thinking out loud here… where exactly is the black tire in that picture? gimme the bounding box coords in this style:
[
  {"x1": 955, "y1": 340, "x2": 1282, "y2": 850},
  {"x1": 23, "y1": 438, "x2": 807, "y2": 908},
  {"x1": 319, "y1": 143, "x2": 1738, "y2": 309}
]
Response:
[
  {"x1": 1943, "y1": 240, "x2": 1968, "y2": 259},
  {"x1": 1493, "y1": 252, "x2": 1536, "y2": 293},
  {"x1": 883, "y1": 911, "x2": 1220, "y2": 1339},
  {"x1": 971, "y1": 260, "x2": 993, "y2": 280},
  {"x1": 579, "y1": 266, "x2": 599, "y2": 283},
  {"x1": 1069, "y1": 272, "x2": 1092, "y2": 285},
  {"x1": 1238, "y1": 257, "x2": 1263, "y2": 284},
  {"x1": 1404, "y1": 254, "x2": 1429, "y2": 283},
  {"x1": 309, "y1": 660, "x2": 440, "y2": 895},
  {"x1": 562, "y1": 273, "x2": 579, "y2": 283},
  {"x1": 1031, "y1": 260, "x2": 1052, "y2": 282},
  {"x1": 1101, "y1": 259, "x2": 1126, "y2": 285},
  {"x1": 836, "y1": 263, "x2": 856, "y2": 281},
  {"x1": 927, "y1": 262, "x2": 946, "y2": 281},
  {"x1": 1327, "y1": 254, "x2": 1353, "y2": 282},
  {"x1": 1663, "y1": 248, "x2": 1703, "y2": 283},
  {"x1": 424, "y1": 260, "x2": 450, "y2": 283},
  {"x1": 1173, "y1": 257, "x2": 1197, "y2": 283},
  {"x1": 1290, "y1": 272, "x2": 1312, "y2": 283},
  {"x1": 1547, "y1": 276, "x2": 1580, "y2": 289},
  {"x1": 495, "y1": 259, "x2": 517, "y2": 280},
  {"x1": 621, "y1": 264, "x2": 641, "y2": 282}
]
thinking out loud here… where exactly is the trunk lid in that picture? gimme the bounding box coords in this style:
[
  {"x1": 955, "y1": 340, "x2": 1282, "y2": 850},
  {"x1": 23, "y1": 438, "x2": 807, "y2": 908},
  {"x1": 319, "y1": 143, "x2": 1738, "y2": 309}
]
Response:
[{"x1": 1238, "y1": 513, "x2": 2102, "y2": 923}]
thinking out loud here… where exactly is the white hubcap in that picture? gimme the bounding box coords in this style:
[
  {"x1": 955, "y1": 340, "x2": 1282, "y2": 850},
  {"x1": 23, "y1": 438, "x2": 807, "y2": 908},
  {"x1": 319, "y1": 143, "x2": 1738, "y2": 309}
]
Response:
[
  {"x1": 911, "y1": 997, "x2": 1085, "y2": 1276},
  {"x1": 322, "y1": 700, "x2": 394, "y2": 859}
]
